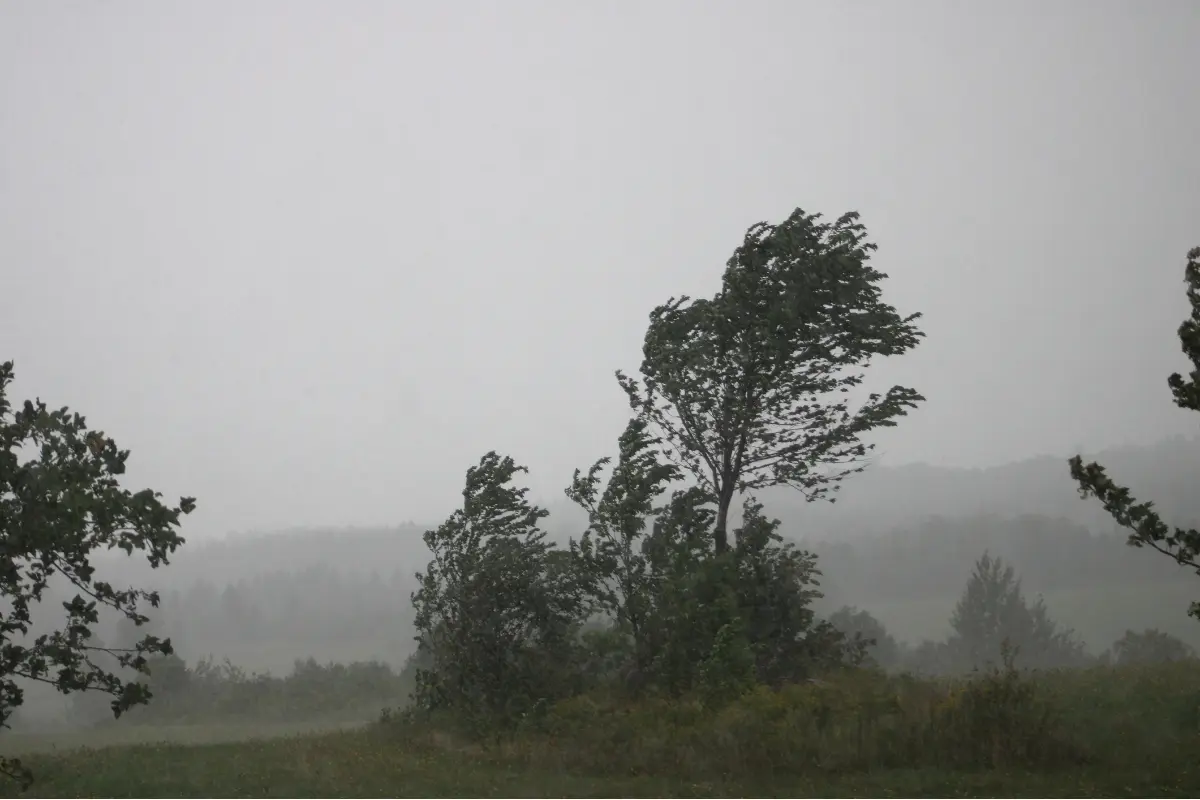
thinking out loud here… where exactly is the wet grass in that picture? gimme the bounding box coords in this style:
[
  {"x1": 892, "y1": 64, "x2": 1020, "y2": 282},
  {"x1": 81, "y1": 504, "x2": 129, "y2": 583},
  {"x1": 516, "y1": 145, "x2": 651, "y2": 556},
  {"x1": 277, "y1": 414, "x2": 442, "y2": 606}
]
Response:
[
  {"x1": 4, "y1": 660, "x2": 1200, "y2": 797},
  {"x1": 1, "y1": 726, "x2": 1197, "y2": 798}
]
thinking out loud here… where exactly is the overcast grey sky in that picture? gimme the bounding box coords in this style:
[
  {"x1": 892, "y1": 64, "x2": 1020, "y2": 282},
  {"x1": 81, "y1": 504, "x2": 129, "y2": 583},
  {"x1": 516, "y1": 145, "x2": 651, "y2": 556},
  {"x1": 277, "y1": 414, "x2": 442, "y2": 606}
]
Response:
[{"x1": 3, "y1": 1, "x2": 1197, "y2": 537}]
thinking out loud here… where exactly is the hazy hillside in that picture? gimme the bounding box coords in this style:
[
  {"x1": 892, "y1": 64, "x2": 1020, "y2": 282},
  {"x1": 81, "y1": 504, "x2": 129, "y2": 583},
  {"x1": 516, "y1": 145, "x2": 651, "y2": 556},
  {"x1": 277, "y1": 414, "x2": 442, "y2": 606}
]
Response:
[
  {"x1": 760, "y1": 434, "x2": 1200, "y2": 540},
  {"x1": 94, "y1": 434, "x2": 1200, "y2": 594}
]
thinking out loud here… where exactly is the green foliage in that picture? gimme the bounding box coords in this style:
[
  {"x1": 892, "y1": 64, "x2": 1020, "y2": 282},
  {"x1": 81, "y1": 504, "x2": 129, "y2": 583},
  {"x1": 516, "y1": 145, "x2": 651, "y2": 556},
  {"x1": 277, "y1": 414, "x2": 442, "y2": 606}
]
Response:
[
  {"x1": 1109, "y1": 628, "x2": 1196, "y2": 666},
  {"x1": 731, "y1": 502, "x2": 857, "y2": 681},
  {"x1": 930, "y1": 643, "x2": 1075, "y2": 769},
  {"x1": 564, "y1": 422, "x2": 853, "y2": 700},
  {"x1": 946, "y1": 552, "x2": 1087, "y2": 671},
  {"x1": 412, "y1": 207, "x2": 925, "y2": 730},
  {"x1": 696, "y1": 615, "x2": 755, "y2": 708},
  {"x1": 0, "y1": 361, "x2": 194, "y2": 786},
  {"x1": 617, "y1": 208, "x2": 924, "y2": 552},
  {"x1": 581, "y1": 491, "x2": 850, "y2": 698},
  {"x1": 419, "y1": 663, "x2": 1083, "y2": 781},
  {"x1": 566, "y1": 417, "x2": 679, "y2": 674},
  {"x1": 1069, "y1": 246, "x2": 1200, "y2": 619},
  {"x1": 410, "y1": 452, "x2": 585, "y2": 732}
]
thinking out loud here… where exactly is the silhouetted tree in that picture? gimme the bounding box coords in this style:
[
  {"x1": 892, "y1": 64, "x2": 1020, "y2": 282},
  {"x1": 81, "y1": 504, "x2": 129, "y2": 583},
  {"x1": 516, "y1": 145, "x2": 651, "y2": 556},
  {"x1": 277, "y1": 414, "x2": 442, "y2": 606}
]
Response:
[
  {"x1": 410, "y1": 453, "x2": 585, "y2": 730},
  {"x1": 567, "y1": 417, "x2": 679, "y2": 675},
  {"x1": 618, "y1": 208, "x2": 924, "y2": 553}
]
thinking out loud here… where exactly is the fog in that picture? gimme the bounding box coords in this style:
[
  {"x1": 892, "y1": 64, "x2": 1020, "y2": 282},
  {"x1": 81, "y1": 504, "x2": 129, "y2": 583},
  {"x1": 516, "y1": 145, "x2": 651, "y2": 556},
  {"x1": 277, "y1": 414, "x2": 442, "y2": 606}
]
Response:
[{"x1": 2, "y1": 1, "x2": 1199, "y2": 729}]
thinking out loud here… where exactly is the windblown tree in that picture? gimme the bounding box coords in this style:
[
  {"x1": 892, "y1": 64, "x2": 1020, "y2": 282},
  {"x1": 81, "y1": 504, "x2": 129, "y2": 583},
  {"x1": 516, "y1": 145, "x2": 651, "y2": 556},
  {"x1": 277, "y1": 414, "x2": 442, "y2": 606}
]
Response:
[
  {"x1": 0, "y1": 361, "x2": 194, "y2": 786},
  {"x1": 566, "y1": 417, "x2": 679, "y2": 673},
  {"x1": 411, "y1": 452, "x2": 585, "y2": 730},
  {"x1": 618, "y1": 208, "x2": 925, "y2": 552},
  {"x1": 1069, "y1": 246, "x2": 1200, "y2": 619}
]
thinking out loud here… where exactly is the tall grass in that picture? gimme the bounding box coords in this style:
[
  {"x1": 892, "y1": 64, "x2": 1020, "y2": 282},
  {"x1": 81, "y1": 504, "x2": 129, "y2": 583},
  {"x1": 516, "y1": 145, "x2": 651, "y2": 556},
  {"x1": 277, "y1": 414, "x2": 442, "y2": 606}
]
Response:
[{"x1": 383, "y1": 658, "x2": 1200, "y2": 784}]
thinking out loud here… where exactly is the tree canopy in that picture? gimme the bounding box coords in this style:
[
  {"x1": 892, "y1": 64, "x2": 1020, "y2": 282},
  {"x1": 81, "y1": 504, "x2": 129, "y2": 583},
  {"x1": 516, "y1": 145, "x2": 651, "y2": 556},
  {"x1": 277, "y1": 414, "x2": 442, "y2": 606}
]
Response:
[{"x1": 618, "y1": 208, "x2": 924, "y2": 552}]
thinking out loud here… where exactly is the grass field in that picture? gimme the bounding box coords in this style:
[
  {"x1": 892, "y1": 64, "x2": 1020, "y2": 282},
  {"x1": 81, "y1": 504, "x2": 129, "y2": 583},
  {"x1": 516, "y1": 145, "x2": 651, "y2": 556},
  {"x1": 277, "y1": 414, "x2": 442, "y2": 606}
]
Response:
[
  {"x1": 2, "y1": 724, "x2": 1198, "y2": 798},
  {"x1": 4, "y1": 660, "x2": 1200, "y2": 797}
]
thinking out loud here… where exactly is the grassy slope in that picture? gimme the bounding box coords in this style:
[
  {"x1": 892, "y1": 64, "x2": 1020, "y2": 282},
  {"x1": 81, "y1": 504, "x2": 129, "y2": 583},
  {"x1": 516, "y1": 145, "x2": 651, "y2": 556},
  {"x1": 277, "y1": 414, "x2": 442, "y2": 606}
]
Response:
[{"x1": 1, "y1": 725, "x2": 1197, "y2": 798}]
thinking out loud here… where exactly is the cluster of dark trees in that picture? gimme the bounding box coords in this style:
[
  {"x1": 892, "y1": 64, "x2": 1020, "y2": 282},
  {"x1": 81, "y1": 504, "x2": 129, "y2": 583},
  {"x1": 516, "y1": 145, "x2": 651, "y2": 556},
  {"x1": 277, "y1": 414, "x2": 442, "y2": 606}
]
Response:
[
  {"x1": 400, "y1": 230, "x2": 1200, "y2": 732},
  {"x1": 404, "y1": 210, "x2": 927, "y2": 727},
  {"x1": 1, "y1": 201, "x2": 1195, "y2": 782}
]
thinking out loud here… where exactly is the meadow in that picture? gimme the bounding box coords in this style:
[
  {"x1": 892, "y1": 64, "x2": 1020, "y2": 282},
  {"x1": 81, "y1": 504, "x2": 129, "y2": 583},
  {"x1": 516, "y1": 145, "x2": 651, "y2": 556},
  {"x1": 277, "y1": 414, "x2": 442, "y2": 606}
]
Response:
[{"x1": 4, "y1": 659, "x2": 1199, "y2": 798}]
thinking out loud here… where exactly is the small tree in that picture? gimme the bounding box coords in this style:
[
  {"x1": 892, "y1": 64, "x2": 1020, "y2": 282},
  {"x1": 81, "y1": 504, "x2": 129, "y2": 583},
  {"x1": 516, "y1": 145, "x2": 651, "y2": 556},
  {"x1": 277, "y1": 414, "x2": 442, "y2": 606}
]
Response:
[
  {"x1": 618, "y1": 208, "x2": 924, "y2": 553},
  {"x1": 1069, "y1": 247, "x2": 1200, "y2": 620},
  {"x1": 410, "y1": 452, "x2": 584, "y2": 731},
  {"x1": 0, "y1": 361, "x2": 194, "y2": 785},
  {"x1": 729, "y1": 501, "x2": 846, "y2": 684},
  {"x1": 947, "y1": 552, "x2": 1085, "y2": 671},
  {"x1": 566, "y1": 417, "x2": 679, "y2": 675},
  {"x1": 634, "y1": 494, "x2": 844, "y2": 694}
]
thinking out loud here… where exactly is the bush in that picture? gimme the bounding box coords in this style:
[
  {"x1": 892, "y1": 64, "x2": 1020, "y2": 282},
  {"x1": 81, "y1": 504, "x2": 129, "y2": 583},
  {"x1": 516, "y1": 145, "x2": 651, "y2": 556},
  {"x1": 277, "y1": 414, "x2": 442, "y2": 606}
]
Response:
[
  {"x1": 382, "y1": 660, "x2": 1094, "y2": 780},
  {"x1": 928, "y1": 644, "x2": 1079, "y2": 769},
  {"x1": 410, "y1": 453, "x2": 587, "y2": 733}
]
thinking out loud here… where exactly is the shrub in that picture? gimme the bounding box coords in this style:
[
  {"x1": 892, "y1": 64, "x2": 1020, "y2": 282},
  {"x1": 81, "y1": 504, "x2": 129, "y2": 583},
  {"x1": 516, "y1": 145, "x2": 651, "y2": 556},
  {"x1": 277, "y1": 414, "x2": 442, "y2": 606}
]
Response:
[{"x1": 382, "y1": 660, "x2": 1088, "y2": 780}]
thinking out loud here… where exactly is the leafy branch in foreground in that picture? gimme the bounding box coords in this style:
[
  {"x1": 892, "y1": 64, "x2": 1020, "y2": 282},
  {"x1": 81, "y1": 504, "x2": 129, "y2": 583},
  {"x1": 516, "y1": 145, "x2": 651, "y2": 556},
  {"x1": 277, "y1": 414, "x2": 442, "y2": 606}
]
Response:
[
  {"x1": 1069, "y1": 246, "x2": 1200, "y2": 619},
  {"x1": 0, "y1": 361, "x2": 194, "y2": 786}
]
